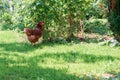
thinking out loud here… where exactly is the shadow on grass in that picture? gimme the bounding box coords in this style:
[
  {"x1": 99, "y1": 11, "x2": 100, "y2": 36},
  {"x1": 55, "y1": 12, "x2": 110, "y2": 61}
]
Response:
[
  {"x1": 0, "y1": 66, "x2": 80, "y2": 80},
  {"x1": 0, "y1": 42, "x2": 56, "y2": 53},
  {"x1": 0, "y1": 43, "x2": 36, "y2": 53},
  {"x1": 27, "y1": 51, "x2": 120, "y2": 63},
  {"x1": 0, "y1": 42, "x2": 69, "y2": 53},
  {"x1": 0, "y1": 57, "x2": 81, "y2": 80}
]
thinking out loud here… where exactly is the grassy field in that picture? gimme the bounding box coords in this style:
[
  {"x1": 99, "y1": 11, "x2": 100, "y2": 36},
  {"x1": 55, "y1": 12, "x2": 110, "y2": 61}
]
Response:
[{"x1": 0, "y1": 31, "x2": 120, "y2": 80}]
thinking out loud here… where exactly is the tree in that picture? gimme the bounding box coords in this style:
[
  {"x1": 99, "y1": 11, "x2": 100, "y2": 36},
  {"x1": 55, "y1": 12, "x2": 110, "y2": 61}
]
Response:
[
  {"x1": 108, "y1": 0, "x2": 120, "y2": 41},
  {"x1": 0, "y1": 0, "x2": 13, "y2": 30}
]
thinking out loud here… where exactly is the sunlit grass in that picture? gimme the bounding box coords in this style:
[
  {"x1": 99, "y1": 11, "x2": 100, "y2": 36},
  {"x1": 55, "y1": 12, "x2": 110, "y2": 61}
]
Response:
[{"x1": 0, "y1": 31, "x2": 120, "y2": 80}]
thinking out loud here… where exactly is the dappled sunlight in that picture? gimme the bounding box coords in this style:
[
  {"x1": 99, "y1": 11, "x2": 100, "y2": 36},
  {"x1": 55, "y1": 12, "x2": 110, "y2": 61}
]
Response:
[
  {"x1": 8, "y1": 63, "x2": 28, "y2": 67},
  {"x1": 1, "y1": 0, "x2": 120, "y2": 79},
  {"x1": 0, "y1": 31, "x2": 120, "y2": 79}
]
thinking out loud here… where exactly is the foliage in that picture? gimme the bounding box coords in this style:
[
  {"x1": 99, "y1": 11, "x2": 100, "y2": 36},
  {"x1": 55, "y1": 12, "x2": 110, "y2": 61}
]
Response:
[
  {"x1": 85, "y1": 19, "x2": 111, "y2": 35},
  {"x1": 0, "y1": 0, "x2": 25, "y2": 30},
  {"x1": 92, "y1": 0, "x2": 108, "y2": 18},
  {"x1": 1, "y1": 13, "x2": 13, "y2": 30},
  {"x1": 21, "y1": 0, "x2": 95, "y2": 41},
  {"x1": 1, "y1": 0, "x2": 103, "y2": 41},
  {"x1": 0, "y1": 0, "x2": 13, "y2": 30},
  {"x1": 0, "y1": 0, "x2": 109, "y2": 41}
]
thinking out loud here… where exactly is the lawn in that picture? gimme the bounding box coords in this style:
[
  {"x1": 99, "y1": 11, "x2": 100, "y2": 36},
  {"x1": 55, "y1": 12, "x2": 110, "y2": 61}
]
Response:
[{"x1": 0, "y1": 31, "x2": 120, "y2": 80}]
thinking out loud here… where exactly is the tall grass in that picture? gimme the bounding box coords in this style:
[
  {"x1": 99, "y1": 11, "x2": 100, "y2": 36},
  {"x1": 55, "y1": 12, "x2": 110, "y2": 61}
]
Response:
[{"x1": 0, "y1": 31, "x2": 120, "y2": 80}]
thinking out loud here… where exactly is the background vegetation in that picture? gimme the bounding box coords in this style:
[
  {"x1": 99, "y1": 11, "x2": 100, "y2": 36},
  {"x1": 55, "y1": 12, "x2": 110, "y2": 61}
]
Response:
[
  {"x1": 0, "y1": 0, "x2": 120, "y2": 80},
  {"x1": 0, "y1": 0, "x2": 111, "y2": 41}
]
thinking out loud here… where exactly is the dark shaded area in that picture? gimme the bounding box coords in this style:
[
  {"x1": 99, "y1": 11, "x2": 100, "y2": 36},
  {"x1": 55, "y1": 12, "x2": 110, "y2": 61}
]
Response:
[
  {"x1": 84, "y1": 19, "x2": 110, "y2": 35},
  {"x1": 0, "y1": 41, "x2": 71, "y2": 53},
  {"x1": 108, "y1": 0, "x2": 120, "y2": 42},
  {"x1": 0, "y1": 57, "x2": 80, "y2": 80},
  {"x1": 0, "y1": 43, "x2": 37, "y2": 53},
  {"x1": 27, "y1": 52, "x2": 120, "y2": 63},
  {"x1": 83, "y1": 37, "x2": 99, "y2": 43},
  {"x1": 0, "y1": 42, "x2": 61, "y2": 53}
]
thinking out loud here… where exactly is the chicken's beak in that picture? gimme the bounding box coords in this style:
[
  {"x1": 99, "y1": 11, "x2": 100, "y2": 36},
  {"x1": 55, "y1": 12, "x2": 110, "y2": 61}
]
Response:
[
  {"x1": 42, "y1": 22, "x2": 44, "y2": 26},
  {"x1": 24, "y1": 28, "x2": 26, "y2": 32}
]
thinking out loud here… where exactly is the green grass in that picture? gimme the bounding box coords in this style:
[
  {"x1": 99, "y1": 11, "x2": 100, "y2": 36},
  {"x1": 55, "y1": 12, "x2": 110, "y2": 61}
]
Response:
[{"x1": 0, "y1": 31, "x2": 120, "y2": 80}]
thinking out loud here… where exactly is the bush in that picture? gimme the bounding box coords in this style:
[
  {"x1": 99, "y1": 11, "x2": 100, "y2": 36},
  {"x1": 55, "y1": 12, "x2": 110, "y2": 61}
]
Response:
[
  {"x1": 0, "y1": 13, "x2": 13, "y2": 30},
  {"x1": 85, "y1": 19, "x2": 111, "y2": 35},
  {"x1": 21, "y1": 0, "x2": 94, "y2": 41},
  {"x1": 1, "y1": 0, "x2": 109, "y2": 41}
]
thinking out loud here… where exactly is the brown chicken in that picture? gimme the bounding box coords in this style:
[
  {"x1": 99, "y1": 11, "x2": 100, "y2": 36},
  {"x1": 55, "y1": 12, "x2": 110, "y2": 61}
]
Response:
[{"x1": 24, "y1": 22, "x2": 44, "y2": 45}]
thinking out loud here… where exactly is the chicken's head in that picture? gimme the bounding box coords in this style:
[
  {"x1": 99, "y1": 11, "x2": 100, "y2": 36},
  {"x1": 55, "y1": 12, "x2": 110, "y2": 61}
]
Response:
[{"x1": 38, "y1": 21, "x2": 44, "y2": 27}]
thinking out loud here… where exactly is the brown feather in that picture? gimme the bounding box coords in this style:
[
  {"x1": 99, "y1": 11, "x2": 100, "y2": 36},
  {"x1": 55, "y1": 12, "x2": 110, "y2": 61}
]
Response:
[{"x1": 24, "y1": 22, "x2": 43, "y2": 44}]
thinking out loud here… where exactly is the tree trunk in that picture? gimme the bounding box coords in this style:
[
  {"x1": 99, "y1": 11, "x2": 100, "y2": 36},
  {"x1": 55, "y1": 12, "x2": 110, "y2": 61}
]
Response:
[{"x1": 108, "y1": 0, "x2": 120, "y2": 42}]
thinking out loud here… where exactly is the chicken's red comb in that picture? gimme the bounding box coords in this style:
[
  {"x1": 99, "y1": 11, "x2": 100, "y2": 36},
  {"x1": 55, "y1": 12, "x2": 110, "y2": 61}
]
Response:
[{"x1": 38, "y1": 21, "x2": 44, "y2": 26}]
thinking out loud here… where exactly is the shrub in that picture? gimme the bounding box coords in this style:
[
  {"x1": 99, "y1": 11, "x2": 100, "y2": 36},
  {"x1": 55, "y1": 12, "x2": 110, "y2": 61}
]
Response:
[
  {"x1": 0, "y1": 13, "x2": 13, "y2": 30},
  {"x1": 21, "y1": 0, "x2": 94, "y2": 41},
  {"x1": 85, "y1": 19, "x2": 111, "y2": 35}
]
